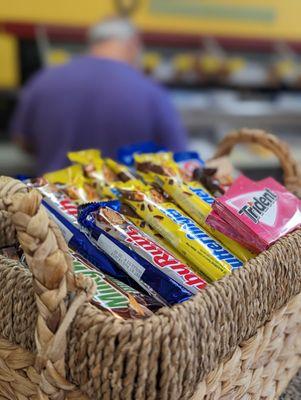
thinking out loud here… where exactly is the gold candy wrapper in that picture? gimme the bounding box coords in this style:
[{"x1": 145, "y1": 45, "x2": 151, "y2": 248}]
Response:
[
  {"x1": 105, "y1": 158, "x2": 136, "y2": 182},
  {"x1": 68, "y1": 149, "x2": 117, "y2": 186},
  {"x1": 44, "y1": 164, "x2": 98, "y2": 204}
]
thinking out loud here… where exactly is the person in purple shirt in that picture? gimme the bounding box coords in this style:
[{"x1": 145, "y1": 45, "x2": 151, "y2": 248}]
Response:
[{"x1": 10, "y1": 17, "x2": 187, "y2": 175}]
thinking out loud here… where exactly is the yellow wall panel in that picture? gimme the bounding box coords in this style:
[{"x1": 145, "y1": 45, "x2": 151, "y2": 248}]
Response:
[
  {"x1": 1, "y1": 0, "x2": 301, "y2": 40},
  {"x1": 0, "y1": 1, "x2": 116, "y2": 25},
  {"x1": 0, "y1": 33, "x2": 18, "y2": 88}
]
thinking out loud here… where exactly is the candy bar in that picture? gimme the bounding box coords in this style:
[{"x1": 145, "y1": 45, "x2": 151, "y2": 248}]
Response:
[
  {"x1": 0, "y1": 242, "x2": 155, "y2": 319},
  {"x1": 79, "y1": 201, "x2": 195, "y2": 304},
  {"x1": 174, "y1": 150, "x2": 205, "y2": 182},
  {"x1": 192, "y1": 167, "x2": 226, "y2": 196},
  {"x1": 134, "y1": 152, "x2": 254, "y2": 262},
  {"x1": 68, "y1": 149, "x2": 117, "y2": 187},
  {"x1": 83, "y1": 200, "x2": 206, "y2": 293},
  {"x1": 117, "y1": 141, "x2": 166, "y2": 166},
  {"x1": 44, "y1": 165, "x2": 98, "y2": 203},
  {"x1": 119, "y1": 203, "x2": 192, "y2": 267},
  {"x1": 26, "y1": 179, "x2": 139, "y2": 288},
  {"x1": 105, "y1": 158, "x2": 136, "y2": 182},
  {"x1": 71, "y1": 252, "x2": 157, "y2": 318},
  {"x1": 114, "y1": 179, "x2": 243, "y2": 281}
]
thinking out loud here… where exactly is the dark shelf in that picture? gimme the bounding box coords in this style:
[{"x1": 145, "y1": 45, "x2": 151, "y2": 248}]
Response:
[{"x1": 164, "y1": 81, "x2": 301, "y2": 94}]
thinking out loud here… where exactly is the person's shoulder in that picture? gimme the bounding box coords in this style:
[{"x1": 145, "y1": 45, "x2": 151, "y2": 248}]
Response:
[
  {"x1": 39, "y1": 56, "x2": 87, "y2": 77},
  {"x1": 25, "y1": 62, "x2": 70, "y2": 88},
  {"x1": 122, "y1": 66, "x2": 167, "y2": 96},
  {"x1": 142, "y1": 75, "x2": 171, "y2": 104},
  {"x1": 25, "y1": 58, "x2": 88, "y2": 95}
]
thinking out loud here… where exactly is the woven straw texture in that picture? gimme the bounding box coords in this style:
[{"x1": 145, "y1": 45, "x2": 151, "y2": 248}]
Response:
[{"x1": 0, "y1": 129, "x2": 300, "y2": 400}]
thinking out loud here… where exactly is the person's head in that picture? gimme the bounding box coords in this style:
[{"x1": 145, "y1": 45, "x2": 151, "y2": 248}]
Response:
[{"x1": 87, "y1": 17, "x2": 142, "y2": 66}]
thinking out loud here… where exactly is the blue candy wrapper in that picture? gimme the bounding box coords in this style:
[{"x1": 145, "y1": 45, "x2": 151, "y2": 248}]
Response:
[
  {"x1": 78, "y1": 201, "x2": 193, "y2": 305},
  {"x1": 118, "y1": 141, "x2": 167, "y2": 166},
  {"x1": 173, "y1": 151, "x2": 205, "y2": 166}
]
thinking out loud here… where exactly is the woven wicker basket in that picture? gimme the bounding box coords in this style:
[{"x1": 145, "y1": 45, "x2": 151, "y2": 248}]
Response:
[{"x1": 0, "y1": 128, "x2": 301, "y2": 400}]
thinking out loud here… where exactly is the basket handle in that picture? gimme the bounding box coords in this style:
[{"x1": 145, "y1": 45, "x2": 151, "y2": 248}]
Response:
[
  {"x1": 0, "y1": 176, "x2": 95, "y2": 399},
  {"x1": 212, "y1": 128, "x2": 301, "y2": 194}
]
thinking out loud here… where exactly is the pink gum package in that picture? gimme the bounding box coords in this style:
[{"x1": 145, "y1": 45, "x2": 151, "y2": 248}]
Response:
[{"x1": 209, "y1": 176, "x2": 301, "y2": 251}]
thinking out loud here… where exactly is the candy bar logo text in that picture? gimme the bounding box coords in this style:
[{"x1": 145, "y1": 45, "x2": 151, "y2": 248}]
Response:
[
  {"x1": 73, "y1": 261, "x2": 129, "y2": 309},
  {"x1": 164, "y1": 209, "x2": 242, "y2": 269},
  {"x1": 238, "y1": 189, "x2": 277, "y2": 224},
  {"x1": 189, "y1": 186, "x2": 215, "y2": 205},
  {"x1": 125, "y1": 225, "x2": 205, "y2": 290}
]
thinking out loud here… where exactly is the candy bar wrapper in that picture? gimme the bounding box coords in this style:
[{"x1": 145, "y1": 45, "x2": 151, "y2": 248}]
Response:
[
  {"x1": 71, "y1": 252, "x2": 158, "y2": 319},
  {"x1": 91, "y1": 184, "x2": 119, "y2": 202},
  {"x1": 105, "y1": 158, "x2": 137, "y2": 182},
  {"x1": 119, "y1": 203, "x2": 192, "y2": 268},
  {"x1": 80, "y1": 200, "x2": 206, "y2": 295},
  {"x1": 205, "y1": 157, "x2": 236, "y2": 190},
  {"x1": 211, "y1": 176, "x2": 301, "y2": 252},
  {"x1": 117, "y1": 141, "x2": 167, "y2": 167},
  {"x1": 114, "y1": 180, "x2": 243, "y2": 282},
  {"x1": 27, "y1": 179, "x2": 139, "y2": 288},
  {"x1": 173, "y1": 151, "x2": 205, "y2": 182},
  {"x1": 0, "y1": 242, "x2": 155, "y2": 319},
  {"x1": 192, "y1": 167, "x2": 228, "y2": 197},
  {"x1": 68, "y1": 149, "x2": 117, "y2": 189},
  {"x1": 79, "y1": 202, "x2": 195, "y2": 305},
  {"x1": 134, "y1": 153, "x2": 254, "y2": 262},
  {"x1": 44, "y1": 165, "x2": 99, "y2": 203},
  {"x1": 134, "y1": 152, "x2": 211, "y2": 221}
]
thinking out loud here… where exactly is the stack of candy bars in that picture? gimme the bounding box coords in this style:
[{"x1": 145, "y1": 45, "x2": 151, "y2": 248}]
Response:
[{"x1": 13, "y1": 145, "x2": 300, "y2": 318}]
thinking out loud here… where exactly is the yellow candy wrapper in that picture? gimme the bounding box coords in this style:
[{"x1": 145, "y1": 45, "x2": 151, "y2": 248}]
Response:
[
  {"x1": 134, "y1": 153, "x2": 254, "y2": 262},
  {"x1": 114, "y1": 179, "x2": 243, "y2": 281},
  {"x1": 105, "y1": 158, "x2": 136, "y2": 182},
  {"x1": 44, "y1": 164, "x2": 98, "y2": 203},
  {"x1": 107, "y1": 158, "x2": 174, "y2": 203},
  {"x1": 68, "y1": 149, "x2": 117, "y2": 187},
  {"x1": 99, "y1": 184, "x2": 119, "y2": 200}
]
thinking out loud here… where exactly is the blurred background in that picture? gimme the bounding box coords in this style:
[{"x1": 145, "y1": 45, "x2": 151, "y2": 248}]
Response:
[{"x1": 1, "y1": 0, "x2": 301, "y2": 177}]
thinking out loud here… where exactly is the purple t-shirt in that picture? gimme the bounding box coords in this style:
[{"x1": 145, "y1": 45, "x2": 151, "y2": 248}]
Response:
[{"x1": 11, "y1": 56, "x2": 187, "y2": 174}]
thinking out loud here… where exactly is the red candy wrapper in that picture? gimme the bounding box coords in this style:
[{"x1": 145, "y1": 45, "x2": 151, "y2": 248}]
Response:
[{"x1": 207, "y1": 176, "x2": 301, "y2": 252}]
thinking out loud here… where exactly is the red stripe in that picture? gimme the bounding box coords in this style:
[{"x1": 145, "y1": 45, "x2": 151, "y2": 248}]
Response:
[{"x1": 2, "y1": 20, "x2": 301, "y2": 52}]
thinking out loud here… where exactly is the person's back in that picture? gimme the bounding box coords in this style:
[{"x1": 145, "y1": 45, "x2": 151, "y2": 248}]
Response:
[{"x1": 11, "y1": 18, "x2": 187, "y2": 174}]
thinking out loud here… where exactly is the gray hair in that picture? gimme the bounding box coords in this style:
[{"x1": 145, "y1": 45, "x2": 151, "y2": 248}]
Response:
[{"x1": 87, "y1": 18, "x2": 138, "y2": 45}]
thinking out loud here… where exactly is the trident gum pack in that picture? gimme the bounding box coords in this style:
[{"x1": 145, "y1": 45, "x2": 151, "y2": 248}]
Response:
[{"x1": 207, "y1": 176, "x2": 301, "y2": 252}]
